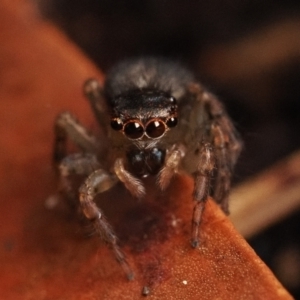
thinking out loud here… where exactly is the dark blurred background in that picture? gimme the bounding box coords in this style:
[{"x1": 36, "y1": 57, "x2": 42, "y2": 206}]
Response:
[{"x1": 37, "y1": 1, "x2": 300, "y2": 297}]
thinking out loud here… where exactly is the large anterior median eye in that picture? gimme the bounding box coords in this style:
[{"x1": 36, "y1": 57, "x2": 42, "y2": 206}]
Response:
[
  {"x1": 124, "y1": 121, "x2": 144, "y2": 139},
  {"x1": 145, "y1": 119, "x2": 166, "y2": 138}
]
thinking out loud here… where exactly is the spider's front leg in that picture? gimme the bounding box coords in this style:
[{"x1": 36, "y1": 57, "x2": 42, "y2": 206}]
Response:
[
  {"x1": 114, "y1": 158, "x2": 145, "y2": 198},
  {"x1": 79, "y1": 167, "x2": 134, "y2": 280},
  {"x1": 210, "y1": 123, "x2": 233, "y2": 213},
  {"x1": 80, "y1": 156, "x2": 156, "y2": 280},
  {"x1": 189, "y1": 83, "x2": 242, "y2": 214},
  {"x1": 58, "y1": 152, "x2": 134, "y2": 280},
  {"x1": 157, "y1": 142, "x2": 213, "y2": 248},
  {"x1": 191, "y1": 142, "x2": 214, "y2": 248},
  {"x1": 158, "y1": 144, "x2": 186, "y2": 190}
]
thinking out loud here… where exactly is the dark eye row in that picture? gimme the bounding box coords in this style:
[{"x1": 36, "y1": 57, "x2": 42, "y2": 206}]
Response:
[{"x1": 111, "y1": 117, "x2": 177, "y2": 140}]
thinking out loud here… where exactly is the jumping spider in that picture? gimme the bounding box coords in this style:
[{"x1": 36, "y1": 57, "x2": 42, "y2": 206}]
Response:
[{"x1": 54, "y1": 57, "x2": 242, "y2": 280}]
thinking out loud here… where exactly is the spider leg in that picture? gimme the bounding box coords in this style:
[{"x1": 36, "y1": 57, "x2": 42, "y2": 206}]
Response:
[
  {"x1": 83, "y1": 78, "x2": 109, "y2": 134},
  {"x1": 211, "y1": 123, "x2": 231, "y2": 213},
  {"x1": 188, "y1": 83, "x2": 242, "y2": 213},
  {"x1": 191, "y1": 142, "x2": 214, "y2": 248},
  {"x1": 58, "y1": 153, "x2": 100, "y2": 203},
  {"x1": 201, "y1": 87, "x2": 242, "y2": 170},
  {"x1": 54, "y1": 111, "x2": 100, "y2": 163},
  {"x1": 158, "y1": 144, "x2": 186, "y2": 190},
  {"x1": 79, "y1": 168, "x2": 134, "y2": 280},
  {"x1": 58, "y1": 153, "x2": 133, "y2": 280},
  {"x1": 114, "y1": 158, "x2": 145, "y2": 198}
]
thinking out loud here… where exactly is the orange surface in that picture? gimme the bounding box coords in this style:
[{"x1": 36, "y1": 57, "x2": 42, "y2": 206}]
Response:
[{"x1": 0, "y1": 1, "x2": 292, "y2": 299}]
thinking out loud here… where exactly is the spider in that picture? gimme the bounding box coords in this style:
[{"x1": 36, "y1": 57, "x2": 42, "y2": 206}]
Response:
[{"x1": 53, "y1": 57, "x2": 242, "y2": 280}]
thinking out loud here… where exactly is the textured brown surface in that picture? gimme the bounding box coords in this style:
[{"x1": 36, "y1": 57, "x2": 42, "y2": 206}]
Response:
[{"x1": 0, "y1": 1, "x2": 292, "y2": 299}]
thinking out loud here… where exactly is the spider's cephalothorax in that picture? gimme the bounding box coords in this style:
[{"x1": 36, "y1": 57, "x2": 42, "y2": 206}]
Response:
[
  {"x1": 54, "y1": 57, "x2": 242, "y2": 281},
  {"x1": 110, "y1": 89, "x2": 178, "y2": 141},
  {"x1": 109, "y1": 88, "x2": 178, "y2": 177}
]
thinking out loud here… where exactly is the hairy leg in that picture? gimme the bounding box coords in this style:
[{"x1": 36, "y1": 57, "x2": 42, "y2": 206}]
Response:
[
  {"x1": 58, "y1": 152, "x2": 133, "y2": 279},
  {"x1": 54, "y1": 111, "x2": 100, "y2": 163},
  {"x1": 211, "y1": 123, "x2": 231, "y2": 213},
  {"x1": 114, "y1": 158, "x2": 145, "y2": 198},
  {"x1": 200, "y1": 87, "x2": 242, "y2": 171},
  {"x1": 158, "y1": 144, "x2": 186, "y2": 190},
  {"x1": 58, "y1": 153, "x2": 100, "y2": 203},
  {"x1": 83, "y1": 78, "x2": 109, "y2": 134},
  {"x1": 191, "y1": 143, "x2": 214, "y2": 248},
  {"x1": 188, "y1": 83, "x2": 242, "y2": 213},
  {"x1": 79, "y1": 169, "x2": 134, "y2": 280}
]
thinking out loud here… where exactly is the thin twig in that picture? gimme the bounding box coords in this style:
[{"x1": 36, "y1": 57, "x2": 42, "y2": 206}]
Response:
[{"x1": 230, "y1": 150, "x2": 300, "y2": 238}]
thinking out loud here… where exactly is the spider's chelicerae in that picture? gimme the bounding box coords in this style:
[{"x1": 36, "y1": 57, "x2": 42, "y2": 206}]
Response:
[{"x1": 54, "y1": 57, "x2": 242, "y2": 280}]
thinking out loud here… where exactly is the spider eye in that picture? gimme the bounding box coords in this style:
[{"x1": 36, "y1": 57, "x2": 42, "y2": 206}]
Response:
[
  {"x1": 169, "y1": 96, "x2": 176, "y2": 103},
  {"x1": 169, "y1": 97, "x2": 177, "y2": 112},
  {"x1": 166, "y1": 116, "x2": 178, "y2": 128},
  {"x1": 110, "y1": 118, "x2": 123, "y2": 131},
  {"x1": 124, "y1": 121, "x2": 144, "y2": 139},
  {"x1": 146, "y1": 120, "x2": 166, "y2": 138}
]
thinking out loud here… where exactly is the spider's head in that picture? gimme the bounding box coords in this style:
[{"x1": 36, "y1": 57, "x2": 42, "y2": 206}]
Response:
[{"x1": 109, "y1": 89, "x2": 178, "y2": 141}]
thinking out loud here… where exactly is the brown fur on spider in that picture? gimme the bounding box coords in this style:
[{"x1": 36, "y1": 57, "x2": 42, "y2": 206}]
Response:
[{"x1": 54, "y1": 57, "x2": 242, "y2": 281}]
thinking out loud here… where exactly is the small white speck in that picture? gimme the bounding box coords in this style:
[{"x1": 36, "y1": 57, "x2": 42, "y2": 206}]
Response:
[
  {"x1": 182, "y1": 280, "x2": 188, "y2": 285},
  {"x1": 44, "y1": 194, "x2": 59, "y2": 209},
  {"x1": 171, "y1": 219, "x2": 177, "y2": 227},
  {"x1": 170, "y1": 214, "x2": 181, "y2": 228}
]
